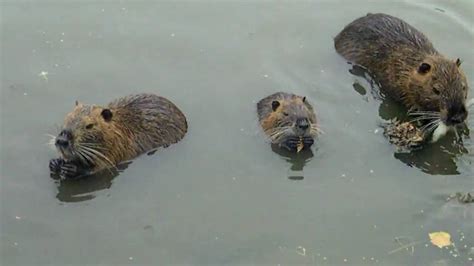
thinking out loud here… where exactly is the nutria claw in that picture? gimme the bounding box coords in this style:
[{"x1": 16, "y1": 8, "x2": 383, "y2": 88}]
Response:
[
  {"x1": 49, "y1": 158, "x2": 64, "y2": 173},
  {"x1": 285, "y1": 137, "x2": 300, "y2": 150},
  {"x1": 59, "y1": 163, "x2": 80, "y2": 179},
  {"x1": 303, "y1": 137, "x2": 314, "y2": 146}
]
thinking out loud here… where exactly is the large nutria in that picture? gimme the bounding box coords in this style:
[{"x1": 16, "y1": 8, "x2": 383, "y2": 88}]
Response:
[
  {"x1": 335, "y1": 13, "x2": 469, "y2": 141},
  {"x1": 257, "y1": 92, "x2": 319, "y2": 152},
  {"x1": 49, "y1": 93, "x2": 187, "y2": 179}
]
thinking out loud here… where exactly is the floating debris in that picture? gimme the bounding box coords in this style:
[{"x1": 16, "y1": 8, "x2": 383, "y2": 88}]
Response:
[
  {"x1": 38, "y1": 71, "x2": 49, "y2": 81},
  {"x1": 449, "y1": 192, "x2": 474, "y2": 204},
  {"x1": 296, "y1": 246, "x2": 306, "y2": 256},
  {"x1": 429, "y1": 231, "x2": 452, "y2": 248},
  {"x1": 383, "y1": 119, "x2": 425, "y2": 151}
]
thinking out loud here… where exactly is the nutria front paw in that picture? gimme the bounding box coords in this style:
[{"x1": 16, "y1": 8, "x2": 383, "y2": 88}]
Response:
[
  {"x1": 59, "y1": 163, "x2": 83, "y2": 180},
  {"x1": 49, "y1": 158, "x2": 64, "y2": 173},
  {"x1": 284, "y1": 137, "x2": 299, "y2": 151},
  {"x1": 303, "y1": 137, "x2": 314, "y2": 147}
]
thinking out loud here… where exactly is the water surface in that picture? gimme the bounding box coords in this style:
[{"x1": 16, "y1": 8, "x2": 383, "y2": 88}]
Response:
[{"x1": 1, "y1": 1, "x2": 473, "y2": 265}]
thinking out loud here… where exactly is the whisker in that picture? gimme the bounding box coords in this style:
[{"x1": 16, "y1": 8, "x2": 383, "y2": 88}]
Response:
[
  {"x1": 408, "y1": 110, "x2": 441, "y2": 116},
  {"x1": 422, "y1": 120, "x2": 441, "y2": 134},
  {"x1": 420, "y1": 119, "x2": 439, "y2": 131},
  {"x1": 76, "y1": 149, "x2": 94, "y2": 166},
  {"x1": 311, "y1": 125, "x2": 324, "y2": 135},
  {"x1": 79, "y1": 145, "x2": 117, "y2": 171},
  {"x1": 78, "y1": 147, "x2": 116, "y2": 175},
  {"x1": 80, "y1": 143, "x2": 108, "y2": 151},
  {"x1": 408, "y1": 116, "x2": 439, "y2": 124}
]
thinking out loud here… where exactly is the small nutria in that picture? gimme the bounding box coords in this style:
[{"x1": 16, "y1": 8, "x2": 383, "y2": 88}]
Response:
[
  {"x1": 49, "y1": 93, "x2": 188, "y2": 179},
  {"x1": 257, "y1": 92, "x2": 319, "y2": 152},
  {"x1": 335, "y1": 13, "x2": 469, "y2": 140}
]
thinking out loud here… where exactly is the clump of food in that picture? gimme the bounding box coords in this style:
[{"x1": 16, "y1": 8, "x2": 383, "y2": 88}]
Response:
[
  {"x1": 296, "y1": 137, "x2": 304, "y2": 153},
  {"x1": 383, "y1": 119, "x2": 426, "y2": 151}
]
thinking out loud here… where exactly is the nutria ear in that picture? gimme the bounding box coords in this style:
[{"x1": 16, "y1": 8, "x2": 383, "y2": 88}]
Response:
[
  {"x1": 456, "y1": 58, "x2": 462, "y2": 67},
  {"x1": 302, "y1": 96, "x2": 306, "y2": 103},
  {"x1": 418, "y1": 63, "x2": 431, "y2": 74},
  {"x1": 271, "y1": 101, "x2": 280, "y2": 111},
  {"x1": 101, "y1": 109, "x2": 113, "y2": 122}
]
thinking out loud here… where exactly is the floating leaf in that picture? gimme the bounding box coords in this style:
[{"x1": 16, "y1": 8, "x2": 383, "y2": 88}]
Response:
[
  {"x1": 429, "y1": 231, "x2": 451, "y2": 248},
  {"x1": 297, "y1": 137, "x2": 304, "y2": 153}
]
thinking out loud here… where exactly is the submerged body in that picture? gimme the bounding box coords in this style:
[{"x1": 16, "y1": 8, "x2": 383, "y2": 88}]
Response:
[
  {"x1": 335, "y1": 13, "x2": 469, "y2": 141},
  {"x1": 49, "y1": 93, "x2": 188, "y2": 179},
  {"x1": 257, "y1": 92, "x2": 319, "y2": 152}
]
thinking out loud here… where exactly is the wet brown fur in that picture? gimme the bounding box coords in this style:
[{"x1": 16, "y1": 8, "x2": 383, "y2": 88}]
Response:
[
  {"x1": 57, "y1": 93, "x2": 187, "y2": 173},
  {"x1": 334, "y1": 13, "x2": 468, "y2": 123}
]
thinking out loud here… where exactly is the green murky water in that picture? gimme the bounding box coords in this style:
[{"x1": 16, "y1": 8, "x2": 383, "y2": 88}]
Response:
[{"x1": 1, "y1": 1, "x2": 473, "y2": 265}]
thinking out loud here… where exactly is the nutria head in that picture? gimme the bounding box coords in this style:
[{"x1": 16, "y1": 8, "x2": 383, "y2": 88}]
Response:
[
  {"x1": 259, "y1": 94, "x2": 318, "y2": 151},
  {"x1": 54, "y1": 102, "x2": 115, "y2": 166},
  {"x1": 409, "y1": 56, "x2": 469, "y2": 127}
]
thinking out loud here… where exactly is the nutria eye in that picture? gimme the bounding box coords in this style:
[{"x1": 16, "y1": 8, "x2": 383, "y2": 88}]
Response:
[
  {"x1": 86, "y1": 124, "x2": 94, "y2": 129},
  {"x1": 433, "y1": 87, "x2": 440, "y2": 95},
  {"x1": 283, "y1": 112, "x2": 289, "y2": 116},
  {"x1": 418, "y1": 63, "x2": 431, "y2": 74},
  {"x1": 271, "y1": 101, "x2": 280, "y2": 111},
  {"x1": 101, "y1": 109, "x2": 113, "y2": 122}
]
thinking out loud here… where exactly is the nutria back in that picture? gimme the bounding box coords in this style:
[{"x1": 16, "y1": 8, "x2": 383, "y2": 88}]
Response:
[
  {"x1": 334, "y1": 13, "x2": 469, "y2": 127},
  {"x1": 335, "y1": 13, "x2": 436, "y2": 61},
  {"x1": 107, "y1": 93, "x2": 188, "y2": 153}
]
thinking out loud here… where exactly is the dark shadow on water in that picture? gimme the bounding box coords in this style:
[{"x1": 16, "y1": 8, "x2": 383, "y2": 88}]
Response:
[
  {"x1": 349, "y1": 64, "x2": 469, "y2": 175},
  {"x1": 394, "y1": 129, "x2": 469, "y2": 175},
  {"x1": 52, "y1": 161, "x2": 131, "y2": 202},
  {"x1": 271, "y1": 144, "x2": 314, "y2": 180}
]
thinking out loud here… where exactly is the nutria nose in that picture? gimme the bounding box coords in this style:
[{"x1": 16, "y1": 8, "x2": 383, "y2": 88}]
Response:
[
  {"x1": 56, "y1": 129, "x2": 72, "y2": 148},
  {"x1": 447, "y1": 106, "x2": 467, "y2": 125},
  {"x1": 296, "y1": 118, "x2": 309, "y2": 130},
  {"x1": 55, "y1": 138, "x2": 69, "y2": 148}
]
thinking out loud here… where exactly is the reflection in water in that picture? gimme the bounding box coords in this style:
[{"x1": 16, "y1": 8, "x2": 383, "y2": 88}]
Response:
[
  {"x1": 52, "y1": 162, "x2": 131, "y2": 202},
  {"x1": 271, "y1": 144, "x2": 314, "y2": 180},
  {"x1": 394, "y1": 130, "x2": 469, "y2": 175},
  {"x1": 349, "y1": 65, "x2": 470, "y2": 175}
]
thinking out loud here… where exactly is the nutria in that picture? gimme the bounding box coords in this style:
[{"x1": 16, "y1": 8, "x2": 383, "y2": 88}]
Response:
[
  {"x1": 257, "y1": 92, "x2": 319, "y2": 152},
  {"x1": 49, "y1": 93, "x2": 188, "y2": 179},
  {"x1": 335, "y1": 13, "x2": 469, "y2": 140}
]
